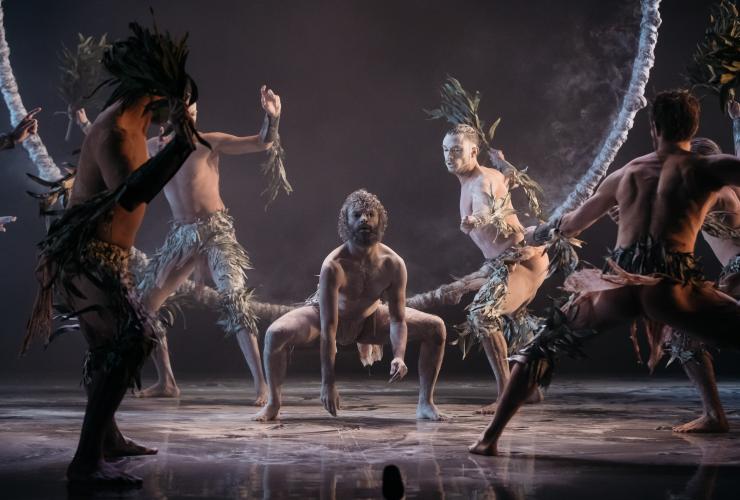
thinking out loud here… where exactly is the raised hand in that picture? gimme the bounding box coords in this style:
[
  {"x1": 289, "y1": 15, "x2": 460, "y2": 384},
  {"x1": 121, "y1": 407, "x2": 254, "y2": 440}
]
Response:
[
  {"x1": 0, "y1": 216, "x2": 17, "y2": 232},
  {"x1": 388, "y1": 357, "x2": 408, "y2": 383},
  {"x1": 260, "y1": 85, "x2": 281, "y2": 118},
  {"x1": 74, "y1": 108, "x2": 90, "y2": 128},
  {"x1": 11, "y1": 108, "x2": 41, "y2": 144}
]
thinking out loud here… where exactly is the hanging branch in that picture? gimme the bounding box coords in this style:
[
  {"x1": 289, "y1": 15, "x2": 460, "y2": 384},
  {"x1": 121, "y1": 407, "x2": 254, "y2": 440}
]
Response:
[
  {"x1": 425, "y1": 76, "x2": 546, "y2": 219},
  {"x1": 549, "y1": 0, "x2": 662, "y2": 222},
  {"x1": 260, "y1": 135, "x2": 292, "y2": 209},
  {"x1": 0, "y1": 0, "x2": 61, "y2": 180},
  {"x1": 687, "y1": 0, "x2": 740, "y2": 112},
  {"x1": 57, "y1": 33, "x2": 109, "y2": 141}
]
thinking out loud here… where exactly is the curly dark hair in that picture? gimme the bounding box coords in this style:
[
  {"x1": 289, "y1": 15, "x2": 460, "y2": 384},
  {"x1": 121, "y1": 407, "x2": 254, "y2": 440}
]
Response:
[
  {"x1": 651, "y1": 90, "x2": 700, "y2": 142},
  {"x1": 338, "y1": 189, "x2": 389, "y2": 242}
]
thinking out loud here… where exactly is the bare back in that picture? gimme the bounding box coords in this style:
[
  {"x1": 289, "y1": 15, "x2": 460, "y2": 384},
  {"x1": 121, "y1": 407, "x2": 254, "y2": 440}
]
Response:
[
  {"x1": 612, "y1": 151, "x2": 735, "y2": 252},
  {"x1": 149, "y1": 129, "x2": 267, "y2": 221},
  {"x1": 71, "y1": 101, "x2": 150, "y2": 249},
  {"x1": 460, "y1": 167, "x2": 523, "y2": 259},
  {"x1": 150, "y1": 135, "x2": 225, "y2": 221}
]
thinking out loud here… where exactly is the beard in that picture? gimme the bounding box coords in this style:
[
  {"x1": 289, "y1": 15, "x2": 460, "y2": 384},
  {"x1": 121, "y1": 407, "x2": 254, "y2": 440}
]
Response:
[{"x1": 350, "y1": 225, "x2": 380, "y2": 247}]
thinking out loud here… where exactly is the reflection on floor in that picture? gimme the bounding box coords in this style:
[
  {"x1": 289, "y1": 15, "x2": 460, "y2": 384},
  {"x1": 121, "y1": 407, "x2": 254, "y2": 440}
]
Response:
[{"x1": 1, "y1": 377, "x2": 739, "y2": 499}]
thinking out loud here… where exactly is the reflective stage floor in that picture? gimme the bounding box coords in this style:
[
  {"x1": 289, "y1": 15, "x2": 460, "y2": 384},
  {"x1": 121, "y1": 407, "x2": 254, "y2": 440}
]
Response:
[{"x1": 1, "y1": 377, "x2": 739, "y2": 499}]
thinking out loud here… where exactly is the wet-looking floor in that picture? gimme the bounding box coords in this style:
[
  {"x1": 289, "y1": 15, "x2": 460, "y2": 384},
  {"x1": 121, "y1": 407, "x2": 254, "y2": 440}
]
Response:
[{"x1": 1, "y1": 377, "x2": 739, "y2": 499}]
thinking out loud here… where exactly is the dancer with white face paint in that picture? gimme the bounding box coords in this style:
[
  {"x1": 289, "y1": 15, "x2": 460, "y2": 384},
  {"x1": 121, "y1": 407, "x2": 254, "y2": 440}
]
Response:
[{"x1": 440, "y1": 124, "x2": 549, "y2": 413}]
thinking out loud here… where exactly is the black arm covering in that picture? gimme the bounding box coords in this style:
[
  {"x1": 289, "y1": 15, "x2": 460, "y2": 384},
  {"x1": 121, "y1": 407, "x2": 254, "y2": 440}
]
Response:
[
  {"x1": 0, "y1": 133, "x2": 14, "y2": 151},
  {"x1": 259, "y1": 113, "x2": 280, "y2": 144},
  {"x1": 117, "y1": 134, "x2": 195, "y2": 211},
  {"x1": 533, "y1": 217, "x2": 561, "y2": 245}
]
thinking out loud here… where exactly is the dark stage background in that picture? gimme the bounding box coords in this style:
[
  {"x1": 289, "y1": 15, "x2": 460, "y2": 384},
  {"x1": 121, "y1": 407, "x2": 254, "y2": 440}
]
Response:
[{"x1": 1, "y1": 0, "x2": 737, "y2": 382}]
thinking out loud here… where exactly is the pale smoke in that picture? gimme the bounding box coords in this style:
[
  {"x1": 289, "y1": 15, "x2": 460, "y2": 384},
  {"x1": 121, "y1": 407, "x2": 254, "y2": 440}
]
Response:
[{"x1": 541, "y1": 3, "x2": 641, "y2": 211}]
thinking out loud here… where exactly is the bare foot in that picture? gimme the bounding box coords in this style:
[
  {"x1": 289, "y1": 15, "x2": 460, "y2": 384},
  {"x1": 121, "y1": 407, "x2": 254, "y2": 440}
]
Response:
[
  {"x1": 474, "y1": 388, "x2": 543, "y2": 415},
  {"x1": 67, "y1": 458, "x2": 143, "y2": 485},
  {"x1": 104, "y1": 436, "x2": 158, "y2": 458},
  {"x1": 416, "y1": 402, "x2": 447, "y2": 421},
  {"x1": 525, "y1": 387, "x2": 544, "y2": 404},
  {"x1": 672, "y1": 415, "x2": 729, "y2": 434},
  {"x1": 474, "y1": 402, "x2": 497, "y2": 415},
  {"x1": 253, "y1": 403, "x2": 280, "y2": 422},
  {"x1": 254, "y1": 388, "x2": 268, "y2": 407},
  {"x1": 468, "y1": 437, "x2": 497, "y2": 456},
  {"x1": 135, "y1": 382, "x2": 181, "y2": 398}
]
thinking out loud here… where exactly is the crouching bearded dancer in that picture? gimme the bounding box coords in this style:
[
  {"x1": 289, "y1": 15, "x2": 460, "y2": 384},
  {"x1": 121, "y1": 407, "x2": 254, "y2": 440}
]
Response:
[
  {"x1": 470, "y1": 90, "x2": 740, "y2": 456},
  {"x1": 21, "y1": 23, "x2": 201, "y2": 484},
  {"x1": 425, "y1": 124, "x2": 548, "y2": 413},
  {"x1": 254, "y1": 190, "x2": 447, "y2": 421}
]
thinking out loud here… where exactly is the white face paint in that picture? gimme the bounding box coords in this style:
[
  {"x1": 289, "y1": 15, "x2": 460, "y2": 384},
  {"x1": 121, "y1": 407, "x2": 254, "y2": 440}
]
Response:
[{"x1": 442, "y1": 134, "x2": 477, "y2": 175}]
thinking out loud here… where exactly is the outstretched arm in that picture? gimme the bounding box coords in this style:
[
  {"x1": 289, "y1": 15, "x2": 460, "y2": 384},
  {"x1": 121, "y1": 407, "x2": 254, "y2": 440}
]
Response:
[
  {"x1": 706, "y1": 154, "x2": 740, "y2": 188},
  {"x1": 208, "y1": 85, "x2": 282, "y2": 156},
  {"x1": 319, "y1": 260, "x2": 342, "y2": 416},
  {"x1": 204, "y1": 131, "x2": 267, "y2": 155},
  {"x1": 559, "y1": 168, "x2": 622, "y2": 237},
  {"x1": 385, "y1": 257, "x2": 409, "y2": 383}
]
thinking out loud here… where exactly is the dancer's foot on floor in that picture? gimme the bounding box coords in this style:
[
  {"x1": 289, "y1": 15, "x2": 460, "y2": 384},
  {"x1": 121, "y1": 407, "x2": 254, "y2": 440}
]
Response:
[
  {"x1": 416, "y1": 401, "x2": 447, "y2": 421},
  {"x1": 253, "y1": 387, "x2": 268, "y2": 407},
  {"x1": 468, "y1": 437, "x2": 497, "y2": 456},
  {"x1": 67, "y1": 458, "x2": 143, "y2": 485},
  {"x1": 104, "y1": 436, "x2": 158, "y2": 458},
  {"x1": 253, "y1": 403, "x2": 280, "y2": 422},
  {"x1": 135, "y1": 381, "x2": 181, "y2": 398},
  {"x1": 474, "y1": 402, "x2": 497, "y2": 415},
  {"x1": 672, "y1": 414, "x2": 729, "y2": 434}
]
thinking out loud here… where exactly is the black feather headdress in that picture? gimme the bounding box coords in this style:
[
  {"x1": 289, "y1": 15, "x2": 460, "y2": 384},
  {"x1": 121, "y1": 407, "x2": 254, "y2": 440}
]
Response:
[{"x1": 92, "y1": 17, "x2": 208, "y2": 148}]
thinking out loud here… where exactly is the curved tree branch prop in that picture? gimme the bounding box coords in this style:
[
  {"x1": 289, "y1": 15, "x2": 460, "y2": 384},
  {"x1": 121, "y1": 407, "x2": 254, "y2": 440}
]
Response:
[
  {"x1": 688, "y1": 0, "x2": 740, "y2": 112},
  {"x1": 544, "y1": 0, "x2": 661, "y2": 275},
  {"x1": 549, "y1": 0, "x2": 661, "y2": 221},
  {"x1": 0, "y1": 0, "x2": 61, "y2": 180},
  {"x1": 58, "y1": 33, "x2": 109, "y2": 141}
]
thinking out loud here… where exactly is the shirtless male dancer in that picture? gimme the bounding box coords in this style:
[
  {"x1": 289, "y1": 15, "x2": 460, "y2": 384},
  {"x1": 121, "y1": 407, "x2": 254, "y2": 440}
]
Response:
[
  {"x1": 77, "y1": 88, "x2": 281, "y2": 403},
  {"x1": 138, "y1": 88, "x2": 279, "y2": 402},
  {"x1": 662, "y1": 126, "x2": 740, "y2": 433},
  {"x1": 254, "y1": 189, "x2": 447, "y2": 421},
  {"x1": 469, "y1": 89, "x2": 740, "y2": 456},
  {"x1": 23, "y1": 24, "x2": 198, "y2": 483},
  {"x1": 441, "y1": 124, "x2": 548, "y2": 412},
  {"x1": 605, "y1": 111, "x2": 740, "y2": 433}
]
